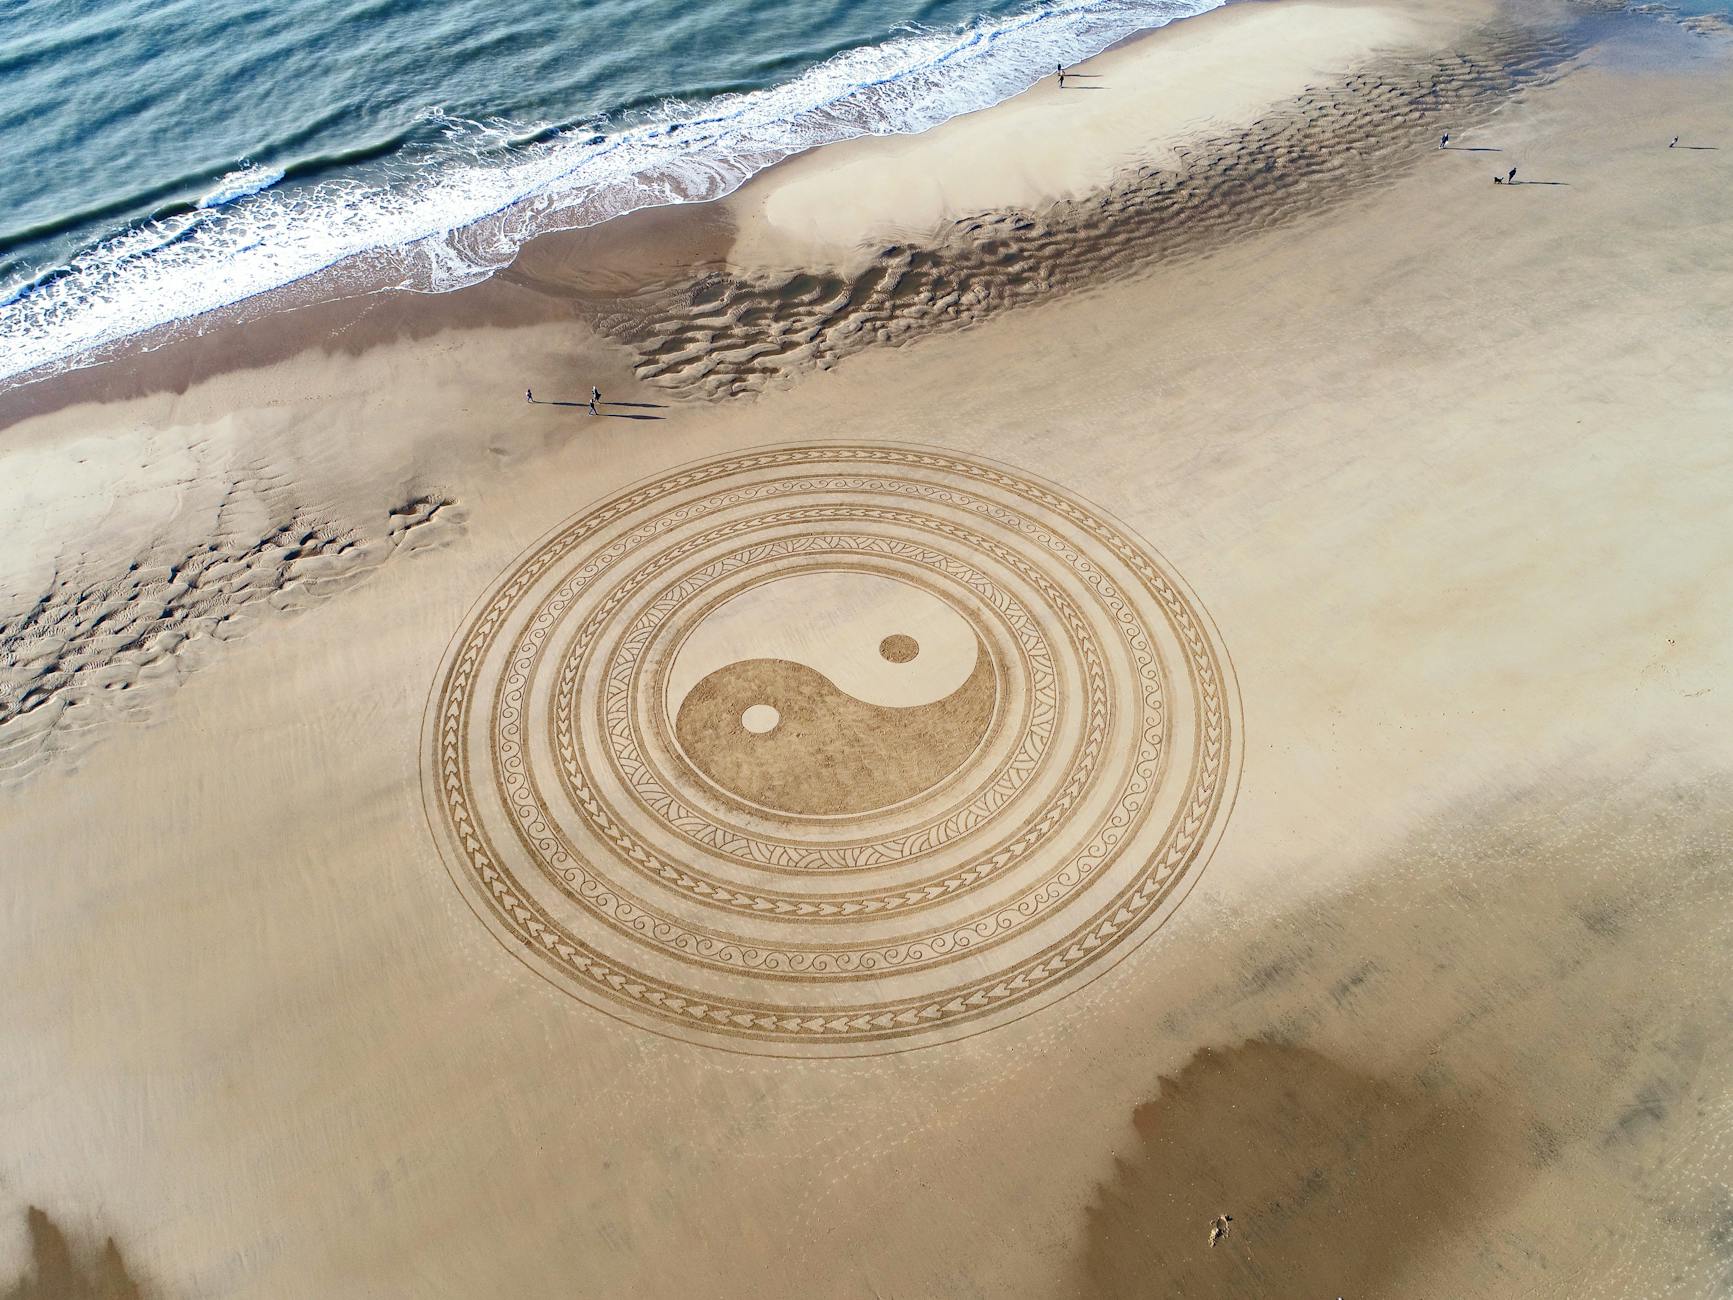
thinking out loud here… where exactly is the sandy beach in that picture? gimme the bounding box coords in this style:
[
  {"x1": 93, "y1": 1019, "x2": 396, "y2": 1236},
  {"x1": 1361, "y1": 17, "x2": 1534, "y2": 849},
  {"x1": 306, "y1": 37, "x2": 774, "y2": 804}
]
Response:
[{"x1": 4, "y1": 0, "x2": 1732, "y2": 1295}]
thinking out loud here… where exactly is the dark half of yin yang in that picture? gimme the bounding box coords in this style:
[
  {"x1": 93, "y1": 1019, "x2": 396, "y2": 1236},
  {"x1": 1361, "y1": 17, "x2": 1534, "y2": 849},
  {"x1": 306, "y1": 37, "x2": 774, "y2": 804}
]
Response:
[{"x1": 672, "y1": 640, "x2": 998, "y2": 817}]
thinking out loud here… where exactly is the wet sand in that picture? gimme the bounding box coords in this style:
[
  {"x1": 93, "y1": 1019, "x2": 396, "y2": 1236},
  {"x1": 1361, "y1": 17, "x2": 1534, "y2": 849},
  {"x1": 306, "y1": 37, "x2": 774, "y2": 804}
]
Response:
[{"x1": 3, "y1": 0, "x2": 1732, "y2": 1294}]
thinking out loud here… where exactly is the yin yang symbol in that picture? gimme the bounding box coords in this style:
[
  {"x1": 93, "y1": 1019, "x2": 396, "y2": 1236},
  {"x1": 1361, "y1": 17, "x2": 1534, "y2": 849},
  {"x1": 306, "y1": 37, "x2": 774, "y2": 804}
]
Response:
[{"x1": 667, "y1": 572, "x2": 997, "y2": 817}]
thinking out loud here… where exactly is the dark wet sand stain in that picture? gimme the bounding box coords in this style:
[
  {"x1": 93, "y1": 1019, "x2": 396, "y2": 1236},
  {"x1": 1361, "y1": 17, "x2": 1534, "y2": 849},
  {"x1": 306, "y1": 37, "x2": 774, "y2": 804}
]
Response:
[
  {"x1": 1066, "y1": 775, "x2": 1733, "y2": 1298},
  {"x1": 1077, "y1": 1041, "x2": 1509, "y2": 1298},
  {"x1": 674, "y1": 640, "x2": 996, "y2": 816},
  {"x1": 3, "y1": 1208, "x2": 144, "y2": 1300}
]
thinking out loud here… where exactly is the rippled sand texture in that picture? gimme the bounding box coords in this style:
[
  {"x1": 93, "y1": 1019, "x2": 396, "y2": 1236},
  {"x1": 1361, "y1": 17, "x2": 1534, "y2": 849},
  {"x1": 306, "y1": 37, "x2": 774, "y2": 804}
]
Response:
[
  {"x1": 0, "y1": 496, "x2": 459, "y2": 784},
  {"x1": 592, "y1": 21, "x2": 1582, "y2": 399}
]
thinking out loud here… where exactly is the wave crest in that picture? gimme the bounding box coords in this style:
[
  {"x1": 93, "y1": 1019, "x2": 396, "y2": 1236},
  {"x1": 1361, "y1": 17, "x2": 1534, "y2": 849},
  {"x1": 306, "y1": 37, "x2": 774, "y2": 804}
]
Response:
[{"x1": 196, "y1": 164, "x2": 287, "y2": 210}]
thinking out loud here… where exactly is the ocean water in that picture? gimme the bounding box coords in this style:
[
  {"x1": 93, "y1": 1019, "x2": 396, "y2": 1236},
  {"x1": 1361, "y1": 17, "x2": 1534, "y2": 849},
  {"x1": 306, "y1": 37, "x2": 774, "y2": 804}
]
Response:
[{"x1": 0, "y1": 0, "x2": 1219, "y2": 385}]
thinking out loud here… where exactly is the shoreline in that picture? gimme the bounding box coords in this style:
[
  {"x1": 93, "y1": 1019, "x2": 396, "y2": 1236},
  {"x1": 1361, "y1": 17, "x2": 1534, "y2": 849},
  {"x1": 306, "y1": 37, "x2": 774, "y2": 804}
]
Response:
[
  {"x1": 0, "y1": 0, "x2": 1529, "y2": 428},
  {"x1": 0, "y1": 0, "x2": 1231, "y2": 401},
  {"x1": 4, "y1": 0, "x2": 1699, "y2": 433}
]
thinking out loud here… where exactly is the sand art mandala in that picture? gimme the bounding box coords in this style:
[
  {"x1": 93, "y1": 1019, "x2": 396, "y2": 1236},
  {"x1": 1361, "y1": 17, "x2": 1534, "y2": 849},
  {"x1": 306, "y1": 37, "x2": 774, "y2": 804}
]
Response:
[{"x1": 423, "y1": 444, "x2": 1239, "y2": 1054}]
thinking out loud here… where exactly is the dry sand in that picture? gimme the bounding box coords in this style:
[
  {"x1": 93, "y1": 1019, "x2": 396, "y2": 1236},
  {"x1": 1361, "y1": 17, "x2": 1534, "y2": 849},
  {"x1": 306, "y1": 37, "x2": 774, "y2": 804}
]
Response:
[{"x1": 3, "y1": 0, "x2": 1733, "y2": 1295}]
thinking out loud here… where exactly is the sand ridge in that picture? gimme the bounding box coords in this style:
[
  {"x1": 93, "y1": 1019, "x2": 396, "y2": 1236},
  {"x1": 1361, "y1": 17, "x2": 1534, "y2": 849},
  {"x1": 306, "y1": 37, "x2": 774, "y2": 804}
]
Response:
[{"x1": 576, "y1": 19, "x2": 1583, "y2": 400}]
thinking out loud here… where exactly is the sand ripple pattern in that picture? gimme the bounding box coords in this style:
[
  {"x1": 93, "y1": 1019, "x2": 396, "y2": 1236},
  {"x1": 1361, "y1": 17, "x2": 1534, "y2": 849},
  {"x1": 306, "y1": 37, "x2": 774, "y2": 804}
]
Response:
[
  {"x1": 0, "y1": 495, "x2": 462, "y2": 784},
  {"x1": 605, "y1": 24, "x2": 1582, "y2": 399}
]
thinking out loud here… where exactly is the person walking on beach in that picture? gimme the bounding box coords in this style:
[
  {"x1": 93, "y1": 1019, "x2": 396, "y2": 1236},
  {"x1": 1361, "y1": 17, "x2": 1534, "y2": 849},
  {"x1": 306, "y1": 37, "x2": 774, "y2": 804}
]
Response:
[
  {"x1": 592, "y1": 385, "x2": 601, "y2": 406},
  {"x1": 1507, "y1": 165, "x2": 1517, "y2": 184},
  {"x1": 526, "y1": 388, "x2": 534, "y2": 403},
  {"x1": 587, "y1": 391, "x2": 598, "y2": 417},
  {"x1": 1056, "y1": 63, "x2": 1066, "y2": 89},
  {"x1": 1670, "y1": 136, "x2": 1679, "y2": 148},
  {"x1": 1440, "y1": 132, "x2": 1449, "y2": 148}
]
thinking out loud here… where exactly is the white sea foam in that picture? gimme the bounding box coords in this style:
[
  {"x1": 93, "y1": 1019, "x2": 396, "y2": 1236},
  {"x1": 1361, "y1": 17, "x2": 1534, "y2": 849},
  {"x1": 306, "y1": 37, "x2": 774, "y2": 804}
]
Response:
[
  {"x1": 0, "y1": 0, "x2": 1219, "y2": 386},
  {"x1": 196, "y1": 164, "x2": 287, "y2": 210}
]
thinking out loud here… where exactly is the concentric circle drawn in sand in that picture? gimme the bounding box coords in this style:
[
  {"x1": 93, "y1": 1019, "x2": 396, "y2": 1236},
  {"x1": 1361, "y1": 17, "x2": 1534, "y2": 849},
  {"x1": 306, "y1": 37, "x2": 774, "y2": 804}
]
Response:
[{"x1": 422, "y1": 444, "x2": 1239, "y2": 1055}]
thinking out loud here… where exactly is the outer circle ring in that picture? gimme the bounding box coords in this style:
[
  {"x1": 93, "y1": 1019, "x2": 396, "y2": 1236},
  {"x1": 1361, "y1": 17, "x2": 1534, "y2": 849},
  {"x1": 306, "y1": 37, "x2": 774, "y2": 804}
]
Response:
[{"x1": 421, "y1": 442, "x2": 1242, "y2": 1056}]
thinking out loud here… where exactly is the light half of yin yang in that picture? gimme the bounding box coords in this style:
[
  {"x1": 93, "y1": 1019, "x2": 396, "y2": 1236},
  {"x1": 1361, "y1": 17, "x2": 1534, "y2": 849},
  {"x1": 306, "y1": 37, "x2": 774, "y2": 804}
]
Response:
[{"x1": 666, "y1": 572, "x2": 996, "y2": 817}]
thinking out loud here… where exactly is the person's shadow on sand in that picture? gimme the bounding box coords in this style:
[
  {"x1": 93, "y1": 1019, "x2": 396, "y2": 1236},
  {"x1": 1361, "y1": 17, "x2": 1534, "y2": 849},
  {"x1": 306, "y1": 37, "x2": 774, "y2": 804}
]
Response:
[{"x1": 530, "y1": 397, "x2": 668, "y2": 420}]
